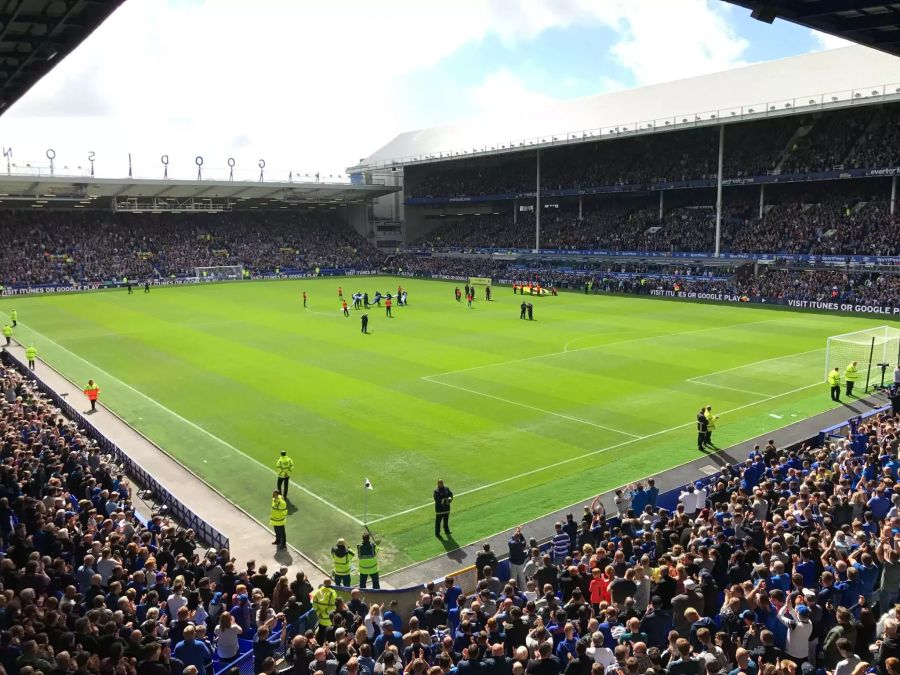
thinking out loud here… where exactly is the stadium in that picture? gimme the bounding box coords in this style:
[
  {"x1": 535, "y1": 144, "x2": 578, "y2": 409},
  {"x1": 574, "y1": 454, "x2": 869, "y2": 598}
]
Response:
[{"x1": 2, "y1": 3, "x2": 900, "y2": 675}]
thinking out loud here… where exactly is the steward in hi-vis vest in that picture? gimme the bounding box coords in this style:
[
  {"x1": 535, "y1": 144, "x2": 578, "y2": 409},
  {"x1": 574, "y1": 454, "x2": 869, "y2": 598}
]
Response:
[{"x1": 357, "y1": 532, "x2": 379, "y2": 589}]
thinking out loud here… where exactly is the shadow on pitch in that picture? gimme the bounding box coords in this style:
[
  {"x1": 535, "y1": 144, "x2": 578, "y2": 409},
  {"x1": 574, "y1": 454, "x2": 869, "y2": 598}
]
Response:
[
  {"x1": 840, "y1": 400, "x2": 868, "y2": 413},
  {"x1": 274, "y1": 548, "x2": 294, "y2": 566},
  {"x1": 698, "y1": 445, "x2": 731, "y2": 468},
  {"x1": 285, "y1": 498, "x2": 299, "y2": 515},
  {"x1": 439, "y1": 534, "x2": 467, "y2": 563}
]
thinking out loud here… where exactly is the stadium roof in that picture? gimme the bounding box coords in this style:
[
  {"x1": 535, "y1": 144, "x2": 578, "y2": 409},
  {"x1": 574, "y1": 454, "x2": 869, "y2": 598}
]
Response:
[
  {"x1": 355, "y1": 45, "x2": 900, "y2": 171},
  {"x1": 0, "y1": 0, "x2": 124, "y2": 114},
  {"x1": 0, "y1": 174, "x2": 399, "y2": 210},
  {"x1": 723, "y1": 1, "x2": 900, "y2": 57}
]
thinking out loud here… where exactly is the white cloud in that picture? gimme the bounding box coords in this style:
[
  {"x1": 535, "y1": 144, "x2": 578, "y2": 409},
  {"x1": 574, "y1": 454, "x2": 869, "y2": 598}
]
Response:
[
  {"x1": 0, "y1": 0, "x2": 557, "y2": 178},
  {"x1": 810, "y1": 29, "x2": 854, "y2": 50},
  {"x1": 468, "y1": 68, "x2": 556, "y2": 118},
  {"x1": 584, "y1": 0, "x2": 750, "y2": 86},
  {"x1": 0, "y1": 0, "x2": 782, "y2": 175},
  {"x1": 484, "y1": 0, "x2": 583, "y2": 46}
]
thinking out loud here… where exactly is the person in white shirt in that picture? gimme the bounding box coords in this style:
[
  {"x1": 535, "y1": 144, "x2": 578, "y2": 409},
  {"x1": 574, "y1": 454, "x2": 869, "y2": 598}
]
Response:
[
  {"x1": 693, "y1": 483, "x2": 707, "y2": 511},
  {"x1": 678, "y1": 485, "x2": 699, "y2": 517},
  {"x1": 96, "y1": 548, "x2": 119, "y2": 586},
  {"x1": 214, "y1": 611, "x2": 243, "y2": 661},
  {"x1": 167, "y1": 584, "x2": 188, "y2": 618},
  {"x1": 833, "y1": 638, "x2": 861, "y2": 675},
  {"x1": 586, "y1": 632, "x2": 616, "y2": 669},
  {"x1": 364, "y1": 604, "x2": 383, "y2": 639},
  {"x1": 779, "y1": 603, "x2": 813, "y2": 664}
]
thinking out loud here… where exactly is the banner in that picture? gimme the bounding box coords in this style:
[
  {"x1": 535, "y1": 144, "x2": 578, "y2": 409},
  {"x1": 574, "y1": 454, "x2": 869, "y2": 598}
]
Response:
[
  {"x1": 0, "y1": 269, "x2": 380, "y2": 296},
  {"x1": 408, "y1": 246, "x2": 900, "y2": 266},
  {"x1": 648, "y1": 288, "x2": 900, "y2": 315}
]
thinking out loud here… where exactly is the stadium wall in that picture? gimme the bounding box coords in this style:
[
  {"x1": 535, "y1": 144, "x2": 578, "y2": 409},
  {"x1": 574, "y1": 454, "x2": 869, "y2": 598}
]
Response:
[
  {"x1": 371, "y1": 169, "x2": 404, "y2": 222},
  {"x1": 345, "y1": 203, "x2": 371, "y2": 239}
]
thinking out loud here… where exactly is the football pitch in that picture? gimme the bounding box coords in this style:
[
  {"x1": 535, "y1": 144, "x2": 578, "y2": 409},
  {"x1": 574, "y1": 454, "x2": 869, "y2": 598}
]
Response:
[{"x1": 0, "y1": 277, "x2": 888, "y2": 573}]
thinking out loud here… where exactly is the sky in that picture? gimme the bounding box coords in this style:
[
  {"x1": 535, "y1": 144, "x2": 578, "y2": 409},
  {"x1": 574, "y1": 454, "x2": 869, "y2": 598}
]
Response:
[{"x1": 0, "y1": 0, "x2": 850, "y2": 182}]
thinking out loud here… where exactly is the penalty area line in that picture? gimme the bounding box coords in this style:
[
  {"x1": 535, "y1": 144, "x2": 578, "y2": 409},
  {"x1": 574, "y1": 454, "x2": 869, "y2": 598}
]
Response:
[
  {"x1": 6, "y1": 317, "x2": 364, "y2": 526},
  {"x1": 367, "y1": 379, "x2": 823, "y2": 525},
  {"x1": 427, "y1": 317, "x2": 782, "y2": 380},
  {"x1": 422, "y1": 375, "x2": 642, "y2": 439},
  {"x1": 684, "y1": 379, "x2": 772, "y2": 397}
]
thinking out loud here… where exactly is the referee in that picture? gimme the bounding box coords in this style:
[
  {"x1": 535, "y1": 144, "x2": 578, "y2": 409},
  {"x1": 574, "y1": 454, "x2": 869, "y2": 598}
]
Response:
[{"x1": 434, "y1": 479, "x2": 453, "y2": 538}]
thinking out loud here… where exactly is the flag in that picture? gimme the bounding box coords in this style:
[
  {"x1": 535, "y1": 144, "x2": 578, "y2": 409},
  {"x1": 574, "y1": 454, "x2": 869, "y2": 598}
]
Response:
[{"x1": 364, "y1": 478, "x2": 373, "y2": 490}]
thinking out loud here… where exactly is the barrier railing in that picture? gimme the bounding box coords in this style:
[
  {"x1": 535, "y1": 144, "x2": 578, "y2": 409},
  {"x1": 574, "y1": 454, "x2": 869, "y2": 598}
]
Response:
[
  {"x1": 817, "y1": 404, "x2": 890, "y2": 447},
  {"x1": 3, "y1": 351, "x2": 229, "y2": 551}
]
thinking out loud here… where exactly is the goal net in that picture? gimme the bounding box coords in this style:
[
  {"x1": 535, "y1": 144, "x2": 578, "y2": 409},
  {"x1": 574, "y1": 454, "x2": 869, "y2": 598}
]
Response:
[
  {"x1": 825, "y1": 325, "x2": 900, "y2": 392},
  {"x1": 194, "y1": 265, "x2": 244, "y2": 282}
]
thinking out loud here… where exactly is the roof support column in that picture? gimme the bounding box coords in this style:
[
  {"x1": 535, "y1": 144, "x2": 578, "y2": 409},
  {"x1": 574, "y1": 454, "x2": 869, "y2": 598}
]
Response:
[
  {"x1": 659, "y1": 190, "x2": 664, "y2": 220},
  {"x1": 759, "y1": 184, "x2": 765, "y2": 219},
  {"x1": 513, "y1": 199, "x2": 517, "y2": 225},
  {"x1": 715, "y1": 124, "x2": 725, "y2": 258},
  {"x1": 891, "y1": 175, "x2": 897, "y2": 217},
  {"x1": 578, "y1": 196, "x2": 583, "y2": 220},
  {"x1": 534, "y1": 149, "x2": 541, "y2": 253}
]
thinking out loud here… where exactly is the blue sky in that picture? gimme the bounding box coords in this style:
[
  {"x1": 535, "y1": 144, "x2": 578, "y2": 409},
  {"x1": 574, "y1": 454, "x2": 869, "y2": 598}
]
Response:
[
  {"x1": 401, "y1": 14, "x2": 831, "y2": 118},
  {"x1": 0, "y1": 0, "x2": 848, "y2": 180}
]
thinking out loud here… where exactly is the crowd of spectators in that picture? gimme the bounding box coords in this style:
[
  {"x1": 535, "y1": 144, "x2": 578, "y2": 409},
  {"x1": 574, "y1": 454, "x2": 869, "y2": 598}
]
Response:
[
  {"x1": 412, "y1": 192, "x2": 898, "y2": 258},
  {"x1": 2, "y1": 204, "x2": 900, "y2": 306},
  {"x1": 0, "y1": 211, "x2": 381, "y2": 288},
  {"x1": 0, "y1": 349, "x2": 321, "y2": 675},
  {"x1": 407, "y1": 104, "x2": 900, "y2": 199}
]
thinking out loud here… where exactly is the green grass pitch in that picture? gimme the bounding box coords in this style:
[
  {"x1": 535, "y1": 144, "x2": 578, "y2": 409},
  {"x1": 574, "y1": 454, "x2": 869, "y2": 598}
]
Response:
[{"x1": 0, "y1": 277, "x2": 888, "y2": 573}]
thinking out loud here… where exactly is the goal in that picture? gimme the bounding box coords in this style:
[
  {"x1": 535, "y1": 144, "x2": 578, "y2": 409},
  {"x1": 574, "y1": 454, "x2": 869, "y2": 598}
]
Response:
[
  {"x1": 194, "y1": 266, "x2": 244, "y2": 282},
  {"x1": 825, "y1": 325, "x2": 900, "y2": 392}
]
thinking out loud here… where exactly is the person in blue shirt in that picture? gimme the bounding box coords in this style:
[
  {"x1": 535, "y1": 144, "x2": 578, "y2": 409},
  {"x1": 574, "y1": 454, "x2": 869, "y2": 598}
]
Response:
[
  {"x1": 794, "y1": 549, "x2": 818, "y2": 589},
  {"x1": 883, "y1": 456, "x2": 900, "y2": 480},
  {"x1": 640, "y1": 596, "x2": 672, "y2": 649},
  {"x1": 850, "y1": 551, "x2": 881, "y2": 603},
  {"x1": 448, "y1": 593, "x2": 466, "y2": 634},
  {"x1": 867, "y1": 487, "x2": 892, "y2": 521},
  {"x1": 173, "y1": 625, "x2": 212, "y2": 673},
  {"x1": 629, "y1": 484, "x2": 648, "y2": 514},
  {"x1": 383, "y1": 600, "x2": 403, "y2": 632},
  {"x1": 453, "y1": 620, "x2": 475, "y2": 654},
  {"x1": 646, "y1": 478, "x2": 659, "y2": 509},
  {"x1": 546, "y1": 609, "x2": 567, "y2": 646},
  {"x1": 443, "y1": 576, "x2": 462, "y2": 610},
  {"x1": 554, "y1": 623, "x2": 580, "y2": 662},
  {"x1": 837, "y1": 567, "x2": 866, "y2": 608},
  {"x1": 597, "y1": 607, "x2": 620, "y2": 650},
  {"x1": 767, "y1": 562, "x2": 792, "y2": 593},
  {"x1": 373, "y1": 620, "x2": 403, "y2": 656}
]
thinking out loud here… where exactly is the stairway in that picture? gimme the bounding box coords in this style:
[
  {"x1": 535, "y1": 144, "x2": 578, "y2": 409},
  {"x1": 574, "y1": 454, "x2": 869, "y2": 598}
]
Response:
[{"x1": 775, "y1": 119, "x2": 814, "y2": 173}]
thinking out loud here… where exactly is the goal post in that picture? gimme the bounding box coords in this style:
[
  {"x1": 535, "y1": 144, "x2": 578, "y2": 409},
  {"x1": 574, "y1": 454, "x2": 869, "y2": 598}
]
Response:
[
  {"x1": 825, "y1": 325, "x2": 900, "y2": 392},
  {"x1": 194, "y1": 265, "x2": 245, "y2": 282}
]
